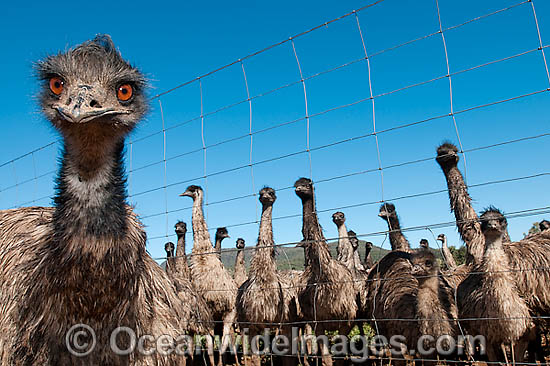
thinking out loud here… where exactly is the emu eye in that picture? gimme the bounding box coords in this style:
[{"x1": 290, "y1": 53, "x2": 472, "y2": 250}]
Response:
[
  {"x1": 49, "y1": 77, "x2": 64, "y2": 95},
  {"x1": 117, "y1": 84, "x2": 133, "y2": 102}
]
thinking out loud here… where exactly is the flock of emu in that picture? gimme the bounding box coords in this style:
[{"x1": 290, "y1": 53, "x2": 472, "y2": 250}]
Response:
[{"x1": 0, "y1": 35, "x2": 549, "y2": 366}]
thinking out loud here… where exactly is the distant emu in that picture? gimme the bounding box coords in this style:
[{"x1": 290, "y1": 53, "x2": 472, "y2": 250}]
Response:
[
  {"x1": 295, "y1": 178, "x2": 357, "y2": 366},
  {"x1": 419, "y1": 238, "x2": 429, "y2": 249},
  {"x1": 437, "y1": 142, "x2": 550, "y2": 360},
  {"x1": 236, "y1": 187, "x2": 302, "y2": 366},
  {"x1": 180, "y1": 185, "x2": 240, "y2": 366},
  {"x1": 165, "y1": 241, "x2": 176, "y2": 275},
  {"x1": 410, "y1": 249, "x2": 458, "y2": 362},
  {"x1": 458, "y1": 208, "x2": 535, "y2": 362},
  {"x1": 233, "y1": 238, "x2": 247, "y2": 288},
  {"x1": 214, "y1": 227, "x2": 230, "y2": 259},
  {"x1": 360, "y1": 237, "x2": 374, "y2": 269}
]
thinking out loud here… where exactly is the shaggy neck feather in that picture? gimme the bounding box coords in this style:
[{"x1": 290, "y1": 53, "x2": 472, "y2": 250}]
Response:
[
  {"x1": 441, "y1": 165, "x2": 483, "y2": 264},
  {"x1": 215, "y1": 234, "x2": 223, "y2": 255},
  {"x1": 387, "y1": 215, "x2": 410, "y2": 252},
  {"x1": 191, "y1": 192, "x2": 214, "y2": 254},
  {"x1": 301, "y1": 195, "x2": 332, "y2": 272},
  {"x1": 336, "y1": 222, "x2": 354, "y2": 267},
  {"x1": 251, "y1": 203, "x2": 277, "y2": 276},
  {"x1": 53, "y1": 129, "x2": 129, "y2": 246},
  {"x1": 175, "y1": 232, "x2": 190, "y2": 277},
  {"x1": 364, "y1": 246, "x2": 373, "y2": 268},
  {"x1": 234, "y1": 248, "x2": 246, "y2": 278},
  {"x1": 176, "y1": 232, "x2": 186, "y2": 259},
  {"x1": 440, "y1": 238, "x2": 457, "y2": 269}
]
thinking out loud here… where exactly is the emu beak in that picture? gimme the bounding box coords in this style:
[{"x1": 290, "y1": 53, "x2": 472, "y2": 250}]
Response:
[
  {"x1": 54, "y1": 85, "x2": 128, "y2": 123},
  {"x1": 179, "y1": 191, "x2": 191, "y2": 197},
  {"x1": 55, "y1": 105, "x2": 123, "y2": 123}
]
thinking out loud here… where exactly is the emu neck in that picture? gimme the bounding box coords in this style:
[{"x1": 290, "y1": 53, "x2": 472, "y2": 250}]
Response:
[
  {"x1": 364, "y1": 246, "x2": 373, "y2": 268},
  {"x1": 234, "y1": 248, "x2": 246, "y2": 279},
  {"x1": 386, "y1": 215, "x2": 410, "y2": 252},
  {"x1": 482, "y1": 233, "x2": 514, "y2": 300},
  {"x1": 191, "y1": 194, "x2": 214, "y2": 254},
  {"x1": 352, "y1": 249, "x2": 365, "y2": 271},
  {"x1": 300, "y1": 195, "x2": 332, "y2": 272},
  {"x1": 336, "y1": 223, "x2": 354, "y2": 267},
  {"x1": 166, "y1": 251, "x2": 175, "y2": 274},
  {"x1": 417, "y1": 274, "x2": 442, "y2": 318},
  {"x1": 441, "y1": 165, "x2": 482, "y2": 264},
  {"x1": 484, "y1": 233, "x2": 504, "y2": 254},
  {"x1": 44, "y1": 127, "x2": 142, "y2": 319},
  {"x1": 176, "y1": 233, "x2": 190, "y2": 277},
  {"x1": 53, "y1": 132, "x2": 128, "y2": 245},
  {"x1": 251, "y1": 203, "x2": 276, "y2": 275},
  {"x1": 417, "y1": 275, "x2": 439, "y2": 294},
  {"x1": 214, "y1": 235, "x2": 223, "y2": 258},
  {"x1": 440, "y1": 239, "x2": 457, "y2": 269},
  {"x1": 176, "y1": 233, "x2": 187, "y2": 260}
]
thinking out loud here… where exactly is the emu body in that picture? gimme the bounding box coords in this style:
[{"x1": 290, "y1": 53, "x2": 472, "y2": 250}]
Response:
[
  {"x1": 295, "y1": 178, "x2": 357, "y2": 366},
  {"x1": 236, "y1": 187, "x2": 301, "y2": 366}
]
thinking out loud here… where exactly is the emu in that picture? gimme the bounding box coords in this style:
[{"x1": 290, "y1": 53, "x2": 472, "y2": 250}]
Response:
[{"x1": 0, "y1": 35, "x2": 193, "y2": 365}]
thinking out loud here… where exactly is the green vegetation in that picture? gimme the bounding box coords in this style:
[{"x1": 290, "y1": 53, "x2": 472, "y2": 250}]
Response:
[
  {"x1": 448, "y1": 245, "x2": 466, "y2": 266},
  {"x1": 219, "y1": 240, "x2": 391, "y2": 273},
  {"x1": 162, "y1": 240, "x2": 470, "y2": 272}
]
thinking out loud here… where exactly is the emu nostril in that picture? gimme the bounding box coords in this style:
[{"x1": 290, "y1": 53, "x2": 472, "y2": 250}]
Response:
[{"x1": 90, "y1": 100, "x2": 101, "y2": 108}]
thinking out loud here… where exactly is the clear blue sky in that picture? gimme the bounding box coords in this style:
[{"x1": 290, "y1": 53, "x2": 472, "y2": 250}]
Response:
[{"x1": 1, "y1": 0, "x2": 549, "y2": 262}]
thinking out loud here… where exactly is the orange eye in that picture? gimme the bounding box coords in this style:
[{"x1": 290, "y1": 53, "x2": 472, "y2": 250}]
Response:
[
  {"x1": 49, "y1": 77, "x2": 64, "y2": 95},
  {"x1": 117, "y1": 84, "x2": 133, "y2": 101}
]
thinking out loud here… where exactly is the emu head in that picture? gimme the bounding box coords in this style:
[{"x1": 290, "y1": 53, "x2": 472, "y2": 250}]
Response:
[
  {"x1": 332, "y1": 211, "x2": 346, "y2": 226},
  {"x1": 479, "y1": 206, "x2": 508, "y2": 240},
  {"x1": 378, "y1": 202, "x2": 396, "y2": 221},
  {"x1": 419, "y1": 239, "x2": 429, "y2": 249},
  {"x1": 259, "y1": 187, "x2": 277, "y2": 206},
  {"x1": 436, "y1": 233, "x2": 446, "y2": 242},
  {"x1": 236, "y1": 238, "x2": 245, "y2": 249},
  {"x1": 174, "y1": 221, "x2": 187, "y2": 235},
  {"x1": 180, "y1": 185, "x2": 203, "y2": 199},
  {"x1": 435, "y1": 142, "x2": 459, "y2": 169},
  {"x1": 164, "y1": 242, "x2": 175, "y2": 257},
  {"x1": 540, "y1": 220, "x2": 550, "y2": 232},
  {"x1": 36, "y1": 35, "x2": 147, "y2": 137},
  {"x1": 216, "y1": 227, "x2": 229, "y2": 241},
  {"x1": 294, "y1": 177, "x2": 313, "y2": 200},
  {"x1": 410, "y1": 249, "x2": 438, "y2": 280}
]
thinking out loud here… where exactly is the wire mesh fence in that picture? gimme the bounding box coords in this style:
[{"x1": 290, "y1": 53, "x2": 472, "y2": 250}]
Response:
[{"x1": 1, "y1": 0, "x2": 549, "y2": 364}]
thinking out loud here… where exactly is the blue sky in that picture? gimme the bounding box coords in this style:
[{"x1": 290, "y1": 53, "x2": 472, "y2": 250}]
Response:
[{"x1": 1, "y1": 0, "x2": 549, "y2": 262}]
